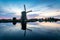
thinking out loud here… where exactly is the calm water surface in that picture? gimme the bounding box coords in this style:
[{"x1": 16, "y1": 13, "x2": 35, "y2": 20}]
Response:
[{"x1": 0, "y1": 21, "x2": 60, "y2": 40}]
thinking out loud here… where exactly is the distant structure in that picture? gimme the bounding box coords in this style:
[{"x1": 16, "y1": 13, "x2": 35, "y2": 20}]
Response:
[{"x1": 13, "y1": 17, "x2": 16, "y2": 25}]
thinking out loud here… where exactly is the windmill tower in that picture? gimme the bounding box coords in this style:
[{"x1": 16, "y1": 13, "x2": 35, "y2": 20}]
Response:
[{"x1": 21, "y1": 5, "x2": 32, "y2": 30}]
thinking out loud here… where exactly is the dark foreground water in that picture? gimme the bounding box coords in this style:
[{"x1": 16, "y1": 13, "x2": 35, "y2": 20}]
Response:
[{"x1": 0, "y1": 22, "x2": 60, "y2": 40}]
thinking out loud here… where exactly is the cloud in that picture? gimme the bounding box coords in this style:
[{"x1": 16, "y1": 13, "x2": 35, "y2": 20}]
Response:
[
  {"x1": 27, "y1": 14, "x2": 39, "y2": 19},
  {"x1": 0, "y1": 0, "x2": 60, "y2": 19},
  {"x1": 0, "y1": 7, "x2": 16, "y2": 18}
]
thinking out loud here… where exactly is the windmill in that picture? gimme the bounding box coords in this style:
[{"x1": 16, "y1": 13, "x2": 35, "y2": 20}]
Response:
[
  {"x1": 21, "y1": 5, "x2": 32, "y2": 36},
  {"x1": 21, "y1": 5, "x2": 32, "y2": 30}
]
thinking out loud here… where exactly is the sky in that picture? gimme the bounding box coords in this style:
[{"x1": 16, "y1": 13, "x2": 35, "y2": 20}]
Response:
[{"x1": 0, "y1": 0, "x2": 60, "y2": 19}]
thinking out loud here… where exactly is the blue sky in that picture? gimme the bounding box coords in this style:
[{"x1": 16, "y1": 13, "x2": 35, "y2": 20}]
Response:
[{"x1": 0, "y1": 0, "x2": 60, "y2": 19}]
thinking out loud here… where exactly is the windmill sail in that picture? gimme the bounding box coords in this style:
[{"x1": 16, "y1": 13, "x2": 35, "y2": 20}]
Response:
[{"x1": 24, "y1": 5, "x2": 26, "y2": 12}]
